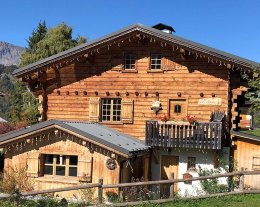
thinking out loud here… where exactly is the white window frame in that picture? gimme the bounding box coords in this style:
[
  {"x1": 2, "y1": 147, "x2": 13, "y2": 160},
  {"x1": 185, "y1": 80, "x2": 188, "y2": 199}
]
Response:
[
  {"x1": 124, "y1": 54, "x2": 136, "y2": 70},
  {"x1": 101, "y1": 98, "x2": 121, "y2": 122},
  {"x1": 43, "y1": 154, "x2": 78, "y2": 177},
  {"x1": 150, "y1": 54, "x2": 162, "y2": 70}
]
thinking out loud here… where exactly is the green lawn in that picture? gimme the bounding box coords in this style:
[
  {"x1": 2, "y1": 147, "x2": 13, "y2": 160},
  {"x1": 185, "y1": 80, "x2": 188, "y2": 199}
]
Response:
[
  {"x1": 240, "y1": 129, "x2": 260, "y2": 137},
  {"x1": 136, "y1": 194, "x2": 260, "y2": 207},
  {"x1": 0, "y1": 194, "x2": 259, "y2": 207}
]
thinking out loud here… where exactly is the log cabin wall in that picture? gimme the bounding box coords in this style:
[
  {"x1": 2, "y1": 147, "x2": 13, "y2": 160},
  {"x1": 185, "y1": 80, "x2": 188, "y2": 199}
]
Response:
[
  {"x1": 229, "y1": 70, "x2": 248, "y2": 130},
  {"x1": 233, "y1": 137, "x2": 260, "y2": 188},
  {"x1": 4, "y1": 137, "x2": 120, "y2": 198},
  {"x1": 43, "y1": 40, "x2": 231, "y2": 140}
]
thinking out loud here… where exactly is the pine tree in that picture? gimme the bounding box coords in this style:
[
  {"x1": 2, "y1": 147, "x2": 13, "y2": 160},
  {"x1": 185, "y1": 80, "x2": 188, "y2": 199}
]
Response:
[
  {"x1": 9, "y1": 22, "x2": 87, "y2": 125},
  {"x1": 20, "y1": 21, "x2": 47, "y2": 67},
  {"x1": 8, "y1": 81, "x2": 25, "y2": 124},
  {"x1": 243, "y1": 68, "x2": 260, "y2": 127},
  {"x1": 27, "y1": 21, "x2": 47, "y2": 52},
  {"x1": 20, "y1": 22, "x2": 86, "y2": 67}
]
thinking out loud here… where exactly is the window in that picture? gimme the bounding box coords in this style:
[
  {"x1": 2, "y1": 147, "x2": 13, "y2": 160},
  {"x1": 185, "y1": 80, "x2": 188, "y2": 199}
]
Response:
[
  {"x1": 187, "y1": 157, "x2": 196, "y2": 171},
  {"x1": 43, "y1": 154, "x2": 78, "y2": 177},
  {"x1": 101, "y1": 98, "x2": 121, "y2": 122},
  {"x1": 150, "y1": 54, "x2": 162, "y2": 70},
  {"x1": 252, "y1": 155, "x2": 260, "y2": 170},
  {"x1": 124, "y1": 54, "x2": 136, "y2": 70},
  {"x1": 169, "y1": 99, "x2": 187, "y2": 119},
  {"x1": 174, "y1": 104, "x2": 181, "y2": 113}
]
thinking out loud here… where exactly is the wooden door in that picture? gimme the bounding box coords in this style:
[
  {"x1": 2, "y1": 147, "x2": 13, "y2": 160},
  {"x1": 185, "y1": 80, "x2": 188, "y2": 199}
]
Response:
[
  {"x1": 160, "y1": 156, "x2": 179, "y2": 198},
  {"x1": 169, "y1": 99, "x2": 187, "y2": 120}
]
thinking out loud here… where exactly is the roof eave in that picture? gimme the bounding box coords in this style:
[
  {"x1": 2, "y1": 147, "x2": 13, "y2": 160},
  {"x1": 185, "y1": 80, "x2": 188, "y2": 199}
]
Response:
[
  {"x1": 13, "y1": 24, "x2": 143, "y2": 77},
  {"x1": 231, "y1": 130, "x2": 260, "y2": 142},
  {"x1": 13, "y1": 24, "x2": 260, "y2": 77}
]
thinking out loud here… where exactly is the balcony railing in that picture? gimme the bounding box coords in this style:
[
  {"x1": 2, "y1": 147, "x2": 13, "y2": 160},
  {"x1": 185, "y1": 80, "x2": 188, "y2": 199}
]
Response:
[{"x1": 145, "y1": 120, "x2": 223, "y2": 150}]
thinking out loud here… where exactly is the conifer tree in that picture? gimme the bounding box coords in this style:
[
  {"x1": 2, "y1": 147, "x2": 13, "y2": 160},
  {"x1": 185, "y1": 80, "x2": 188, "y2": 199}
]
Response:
[
  {"x1": 9, "y1": 22, "x2": 86, "y2": 125},
  {"x1": 243, "y1": 68, "x2": 260, "y2": 127},
  {"x1": 20, "y1": 22, "x2": 86, "y2": 67}
]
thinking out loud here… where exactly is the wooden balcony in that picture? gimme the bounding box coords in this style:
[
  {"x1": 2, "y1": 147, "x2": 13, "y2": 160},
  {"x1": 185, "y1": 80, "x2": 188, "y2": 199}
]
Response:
[{"x1": 145, "y1": 120, "x2": 223, "y2": 150}]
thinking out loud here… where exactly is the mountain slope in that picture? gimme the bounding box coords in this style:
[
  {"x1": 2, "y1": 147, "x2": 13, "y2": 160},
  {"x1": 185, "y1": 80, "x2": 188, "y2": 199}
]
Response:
[{"x1": 0, "y1": 42, "x2": 25, "y2": 66}]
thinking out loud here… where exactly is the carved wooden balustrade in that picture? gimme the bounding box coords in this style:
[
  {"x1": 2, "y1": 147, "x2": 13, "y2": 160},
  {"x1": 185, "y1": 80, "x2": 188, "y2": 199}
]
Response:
[{"x1": 145, "y1": 120, "x2": 223, "y2": 150}]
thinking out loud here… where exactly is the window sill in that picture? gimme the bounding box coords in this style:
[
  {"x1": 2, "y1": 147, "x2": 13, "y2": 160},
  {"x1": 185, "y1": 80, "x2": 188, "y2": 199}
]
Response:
[
  {"x1": 147, "y1": 69, "x2": 164, "y2": 73},
  {"x1": 35, "y1": 176, "x2": 79, "y2": 184},
  {"x1": 122, "y1": 69, "x2": 138, "y2": 73},
  {"x1": 99, "y1": 121, "x2": 124, "y2": 125}
]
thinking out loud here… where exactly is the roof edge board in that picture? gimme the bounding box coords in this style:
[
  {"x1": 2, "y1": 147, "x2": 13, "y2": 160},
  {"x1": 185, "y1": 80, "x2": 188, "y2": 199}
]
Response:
[{"x1": 13, "y1": 24, "x2": 260, "y2": 77}]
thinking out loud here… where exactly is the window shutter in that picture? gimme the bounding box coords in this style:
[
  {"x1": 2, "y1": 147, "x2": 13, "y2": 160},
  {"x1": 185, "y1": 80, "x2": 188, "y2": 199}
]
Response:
[
  {"x1": 38, "y1": 154, "x2": 45, "y2": 177},
  {"x1": 78, "y1": 157, "x2": 93, "y2": 182},
  {"x1": 89, "y1": 97, "x2": 100, "y2": 122},
  {"x1": 121, "y1": 98, "x2": 134, "y2": 123},
  {"x1": 162, "y1": 56, "x2": 176, "y2": 71},
  {"x1": 26, "y1": 153, "x2": 39, "y2": 178}
]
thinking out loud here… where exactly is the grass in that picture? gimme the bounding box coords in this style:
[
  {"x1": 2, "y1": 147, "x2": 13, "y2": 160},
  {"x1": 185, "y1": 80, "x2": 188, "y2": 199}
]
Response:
[
  {"x1": 136, "y1": 194, "x2": 260, "y2": 207},
  {"x1": 240, "y1": 128, "x2": 260, "y2": 137},
  {"x1": 0, "y1": 194, "x2": 259, "y2": 207}
]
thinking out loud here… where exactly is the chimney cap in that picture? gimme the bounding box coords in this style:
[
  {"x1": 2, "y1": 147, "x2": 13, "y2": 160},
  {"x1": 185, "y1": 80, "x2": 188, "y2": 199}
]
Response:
[{"x1": 152, "y1": 23, "x2": 175, "y2": 34}]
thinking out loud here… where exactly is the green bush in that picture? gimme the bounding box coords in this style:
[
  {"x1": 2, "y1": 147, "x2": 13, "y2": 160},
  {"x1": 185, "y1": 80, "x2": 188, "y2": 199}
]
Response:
[{"x1": 0, "y1": 167, "x2": 34, "y2": 194}]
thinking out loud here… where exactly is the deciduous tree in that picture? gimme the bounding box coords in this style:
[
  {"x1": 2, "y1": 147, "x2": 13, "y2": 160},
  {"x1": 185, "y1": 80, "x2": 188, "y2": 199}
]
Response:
[{"x1": 9, "y1": 22, "x2": 86, "y2": 125}]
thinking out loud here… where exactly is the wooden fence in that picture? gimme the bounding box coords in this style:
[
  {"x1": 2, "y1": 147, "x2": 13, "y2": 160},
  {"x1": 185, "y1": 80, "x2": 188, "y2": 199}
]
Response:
[{"x1": 1, "y1": 170, "x2": 260, "y2": 205}]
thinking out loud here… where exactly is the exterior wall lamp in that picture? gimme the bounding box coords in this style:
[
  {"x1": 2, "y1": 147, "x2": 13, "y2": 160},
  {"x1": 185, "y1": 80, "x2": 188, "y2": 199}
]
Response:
[{"x1": 151, "y1": 100, "x2": 162, "y2": 115}]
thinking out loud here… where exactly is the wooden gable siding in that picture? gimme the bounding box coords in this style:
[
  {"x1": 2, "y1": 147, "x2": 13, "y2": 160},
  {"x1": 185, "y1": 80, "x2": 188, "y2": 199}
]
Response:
[
  {"x1": 4, "y1": 138, "x2": 120, "y2": 198},
  {"x1": 44, "y1": 41, "x2": 230, "y2": 140},
  {"x1": 233, "y1": 137, "x2": 260, "y2": 188}
]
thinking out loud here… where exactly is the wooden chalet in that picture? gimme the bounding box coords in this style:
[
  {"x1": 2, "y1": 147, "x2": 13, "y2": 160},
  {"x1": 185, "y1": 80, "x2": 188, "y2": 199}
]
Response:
[
  {"x1": 232, "y1": 131, "x2": 260, "y2": 188},
  {"x1": 0, "y1": 23, "x2": 260, "y2": 197}
]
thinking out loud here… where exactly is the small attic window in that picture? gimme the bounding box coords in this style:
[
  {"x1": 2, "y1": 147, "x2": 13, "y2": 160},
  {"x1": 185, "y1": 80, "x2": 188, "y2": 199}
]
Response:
[
  {"x1": 124, "y1": 54, "x2": 136, "y2": 70},
  {"x1": 150, "y1": 54, "x2": 162, "y2": 70}
]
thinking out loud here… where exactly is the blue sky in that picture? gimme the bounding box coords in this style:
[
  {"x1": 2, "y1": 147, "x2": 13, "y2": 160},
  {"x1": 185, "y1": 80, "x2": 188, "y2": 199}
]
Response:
[{"x1": 1, "y1": 0, "x2": 260, "y2": 62}]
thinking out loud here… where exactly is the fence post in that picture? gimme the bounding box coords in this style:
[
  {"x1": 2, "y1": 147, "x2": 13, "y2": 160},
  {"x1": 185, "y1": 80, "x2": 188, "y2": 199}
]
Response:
[
  {"x1": 169, "y1": 173, "x2": 174, "y2": 198},
  {"x1": 98, "y1": 178, "x2": 103, "y2": 204},
  {"x1": 239, "y1": 169, "x2": 244, "y2": 191}
]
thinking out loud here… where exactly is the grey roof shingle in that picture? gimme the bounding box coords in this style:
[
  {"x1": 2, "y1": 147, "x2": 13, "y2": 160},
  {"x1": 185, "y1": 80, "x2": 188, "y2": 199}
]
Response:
[
  {"x1": 0, "y1": 120, "x2": 150, "y2": 157},
  {"x1": 13, "y1": 23, "x2": 260, "y2": 77}
]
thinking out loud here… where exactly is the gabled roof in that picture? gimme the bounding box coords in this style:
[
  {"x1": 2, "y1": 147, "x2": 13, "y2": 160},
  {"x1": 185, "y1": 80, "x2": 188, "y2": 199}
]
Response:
[
  {"x1": 0, "y1": 120, "x2": 150, "y2": 157},
  {"x1": 13, "y1": 23, "x2": 260, "y2": 77},
  {"x1": 231, "y1": 130, "x2": 260, "y2": 142}
]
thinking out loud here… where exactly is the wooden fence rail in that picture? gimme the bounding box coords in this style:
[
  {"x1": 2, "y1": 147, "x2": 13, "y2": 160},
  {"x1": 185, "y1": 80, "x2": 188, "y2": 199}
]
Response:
[{"x1": 1, "y1": 170, "x2": 260, "y2": 204}]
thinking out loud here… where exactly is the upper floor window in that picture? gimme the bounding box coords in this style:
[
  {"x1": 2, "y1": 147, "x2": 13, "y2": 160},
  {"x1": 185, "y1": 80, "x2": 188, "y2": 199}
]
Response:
[
  {"x1": 43, "y1": 154, "x2": 78, "y2": 177},
  {"x1": 150, "y1": 54, "x2": 162, "y2": 70},
  {"x1": 174, "y1": 104, "x2": 181, "y2": 113},
  {"x1": 101, "y1": 98, "x2": 121, "y2": 122},
  {"x1": 124, "y1": 54, "x2": 136, "y2": 70}
]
